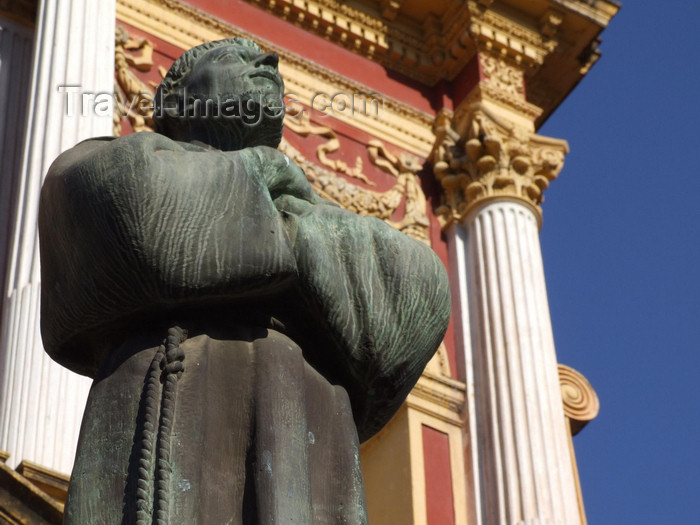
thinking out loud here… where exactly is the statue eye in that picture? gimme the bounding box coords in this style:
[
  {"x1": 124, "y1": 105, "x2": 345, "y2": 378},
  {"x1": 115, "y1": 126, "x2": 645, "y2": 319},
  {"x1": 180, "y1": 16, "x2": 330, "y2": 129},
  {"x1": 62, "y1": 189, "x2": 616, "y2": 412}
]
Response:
[{"x1": 213, "y1": 52, "x2": 234, "y2": 62}]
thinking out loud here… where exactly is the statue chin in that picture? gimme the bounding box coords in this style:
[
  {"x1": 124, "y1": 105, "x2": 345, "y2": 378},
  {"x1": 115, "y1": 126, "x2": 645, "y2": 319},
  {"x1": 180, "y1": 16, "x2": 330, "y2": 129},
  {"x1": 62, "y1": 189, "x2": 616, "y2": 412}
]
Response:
[
  {"x1": 155, "y1": 94, "x2": 285, "y2": 150},
  {"x1": 186, "y1": 114, "x2": 284, "y2": 151}
]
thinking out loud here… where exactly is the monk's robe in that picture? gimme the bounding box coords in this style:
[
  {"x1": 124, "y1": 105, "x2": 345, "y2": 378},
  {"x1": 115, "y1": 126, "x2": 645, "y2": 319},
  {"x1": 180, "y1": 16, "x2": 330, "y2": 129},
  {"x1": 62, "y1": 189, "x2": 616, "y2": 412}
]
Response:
[{"x1": 39, "y1": 132, "x2": 451, "y2": 524}]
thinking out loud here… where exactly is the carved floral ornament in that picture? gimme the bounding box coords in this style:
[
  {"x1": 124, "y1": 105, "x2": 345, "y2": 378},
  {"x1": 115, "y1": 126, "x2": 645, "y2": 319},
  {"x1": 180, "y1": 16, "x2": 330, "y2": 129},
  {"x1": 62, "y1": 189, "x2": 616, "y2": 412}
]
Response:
[
  {"x1": 431, "y1": 102, "x2": 568, "y2": 228},
  {"x1": 479, "y1": 54, "x2": 525, "y2": 99}
]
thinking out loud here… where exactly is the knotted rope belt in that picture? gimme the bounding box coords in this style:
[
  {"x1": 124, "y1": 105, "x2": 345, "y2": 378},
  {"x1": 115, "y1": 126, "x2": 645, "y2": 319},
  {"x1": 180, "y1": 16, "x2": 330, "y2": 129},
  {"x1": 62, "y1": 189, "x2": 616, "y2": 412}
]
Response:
[{"x1": 134, "y1": 326, "x2": 187, "y2": 525}]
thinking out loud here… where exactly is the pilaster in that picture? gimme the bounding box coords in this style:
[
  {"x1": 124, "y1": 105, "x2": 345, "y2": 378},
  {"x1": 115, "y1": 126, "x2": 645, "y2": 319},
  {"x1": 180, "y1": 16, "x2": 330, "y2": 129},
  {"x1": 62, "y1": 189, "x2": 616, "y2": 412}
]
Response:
[{"x1": 0, "y1": 0, "x2": 115, "y2": 474}]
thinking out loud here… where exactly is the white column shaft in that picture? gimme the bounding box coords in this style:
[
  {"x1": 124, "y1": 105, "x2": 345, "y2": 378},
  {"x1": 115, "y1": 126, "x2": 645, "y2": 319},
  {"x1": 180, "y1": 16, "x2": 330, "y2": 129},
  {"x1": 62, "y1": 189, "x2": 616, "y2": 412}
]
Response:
[
  {"x1": 0, "y1": 0, "x2": 115, "y2": 474},
  {"x1": 0, "y1": 18, "x2": 34, "y2": 313},
  {"x1": 452, "y1": 200, "x2": 581, "y2": 525}
]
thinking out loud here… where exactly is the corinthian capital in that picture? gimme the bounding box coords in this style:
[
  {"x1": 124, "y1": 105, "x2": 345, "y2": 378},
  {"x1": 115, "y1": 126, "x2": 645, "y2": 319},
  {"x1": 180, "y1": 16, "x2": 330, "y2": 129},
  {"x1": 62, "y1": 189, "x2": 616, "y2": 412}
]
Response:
[{"x1": 432, "y1": 103, "x2": 569, "y2": 227}]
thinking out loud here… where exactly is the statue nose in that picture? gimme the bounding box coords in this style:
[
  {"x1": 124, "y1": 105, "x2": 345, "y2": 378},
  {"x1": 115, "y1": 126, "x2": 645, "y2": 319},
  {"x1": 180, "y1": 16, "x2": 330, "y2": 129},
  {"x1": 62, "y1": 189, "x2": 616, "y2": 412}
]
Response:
[{"x1": 255, "y1": 53, "x2": 279, "y2": 68}]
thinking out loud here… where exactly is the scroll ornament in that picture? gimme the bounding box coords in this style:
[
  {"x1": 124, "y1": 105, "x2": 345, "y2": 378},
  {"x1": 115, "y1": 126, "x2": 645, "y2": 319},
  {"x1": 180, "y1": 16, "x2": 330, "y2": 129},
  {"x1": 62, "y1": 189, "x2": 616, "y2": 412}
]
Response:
[{"x1": 558, "y1": 364, "x2": 600, "y2": 435}]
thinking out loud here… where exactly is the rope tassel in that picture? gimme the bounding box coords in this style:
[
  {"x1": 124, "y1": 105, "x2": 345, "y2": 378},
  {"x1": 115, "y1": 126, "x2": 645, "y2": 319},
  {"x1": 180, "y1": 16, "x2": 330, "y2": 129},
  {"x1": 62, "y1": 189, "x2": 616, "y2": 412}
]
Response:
[{"x1": 134, "y1": 326, "x2": 187, "y2": 525}]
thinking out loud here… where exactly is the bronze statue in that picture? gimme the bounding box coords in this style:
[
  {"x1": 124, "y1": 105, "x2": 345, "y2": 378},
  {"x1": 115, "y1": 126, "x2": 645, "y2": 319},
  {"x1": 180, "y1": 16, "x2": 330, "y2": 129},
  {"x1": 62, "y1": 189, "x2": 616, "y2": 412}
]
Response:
[{"x1": 39, "y1": 38, "x2": 450, "y2": 524}]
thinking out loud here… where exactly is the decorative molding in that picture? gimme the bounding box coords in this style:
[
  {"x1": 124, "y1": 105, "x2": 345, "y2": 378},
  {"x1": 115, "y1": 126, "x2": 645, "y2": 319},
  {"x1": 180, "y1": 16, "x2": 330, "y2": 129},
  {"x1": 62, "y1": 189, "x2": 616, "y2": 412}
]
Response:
[
  {"x1": 114, "y1": 25, "x2": 161, "y2": 136},
  {"x1": 431, "y1": 102, "x2": 568, "y2": 228},
  {"x1": 407, "y1": 371, "x2": 465, "y2": 425},
  {"x1": 380, "y1": 0, "x2": 404, "y2": 21},
  {"x1": 463, "y1": 49, "x2": 544, "y2": 122},
  {"x1": 239, "y1": 0, "x2": 614, "y2": 87},
  {"x1": 465, "y1": 84, "x2": 544, "y2": 122},
  {"x1": 244, "y1": 0, "x2": 433, "y2": 83},
  {"x1": 279, "y1": 128, "x2": 431, "y2": 244},
  {"x1": 558, "y1": 364, "x2": 600, "y2": 435},
  {"x1": 284, "y1": 110, "x2": 375, "y2": 186},
  {"x1": 578, "y1": 36, "x2": 602, "y2": 75},
  {"x1": 15, "y1": 461, "x2": 69, "y2": 505},
  {"x1": 467, "y1": 2, "x2": 551, "y2": 66},
  {"x1": 479, "y1": 53, "x2": 525, "y2": 98},
  {"x1": 540, "y1": 8, "x2": 565, "y2": 40},
  {"x1": 552, "y1": 0, "x2": 620, "y2": 26}
]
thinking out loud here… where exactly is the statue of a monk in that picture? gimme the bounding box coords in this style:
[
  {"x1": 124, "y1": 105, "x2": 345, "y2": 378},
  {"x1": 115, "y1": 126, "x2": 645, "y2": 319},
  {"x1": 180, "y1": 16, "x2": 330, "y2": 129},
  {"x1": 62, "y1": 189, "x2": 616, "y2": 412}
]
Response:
[{"x1": 39, "y1": 38, "x2": 450, "y2": 524}]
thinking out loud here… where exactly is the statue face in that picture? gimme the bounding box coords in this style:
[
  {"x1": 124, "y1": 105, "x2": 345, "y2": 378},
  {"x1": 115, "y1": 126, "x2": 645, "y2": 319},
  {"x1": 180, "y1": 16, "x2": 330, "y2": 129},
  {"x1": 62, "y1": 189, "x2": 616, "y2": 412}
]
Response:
[
  {"x1": 183, "y1": 44, "x2": 284, "y2": 119},
  {"x1": 157, "y1": 42, "x2": 286, "y2": 150}
]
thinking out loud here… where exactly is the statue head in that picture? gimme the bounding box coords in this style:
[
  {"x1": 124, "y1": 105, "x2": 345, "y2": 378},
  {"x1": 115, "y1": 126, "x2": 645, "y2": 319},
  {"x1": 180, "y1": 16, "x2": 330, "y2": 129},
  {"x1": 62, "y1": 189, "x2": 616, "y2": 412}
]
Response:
[{"x1": 154, "y1": 38, "x2": 285, "y2": 150}]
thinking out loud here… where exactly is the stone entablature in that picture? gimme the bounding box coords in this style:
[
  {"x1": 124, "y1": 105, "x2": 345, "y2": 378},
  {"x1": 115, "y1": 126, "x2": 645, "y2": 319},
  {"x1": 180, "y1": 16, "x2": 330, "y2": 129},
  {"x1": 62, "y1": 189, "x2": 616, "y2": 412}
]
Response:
[{"x1": 236, "y1": 0, "x2": 619, "y2": 124}]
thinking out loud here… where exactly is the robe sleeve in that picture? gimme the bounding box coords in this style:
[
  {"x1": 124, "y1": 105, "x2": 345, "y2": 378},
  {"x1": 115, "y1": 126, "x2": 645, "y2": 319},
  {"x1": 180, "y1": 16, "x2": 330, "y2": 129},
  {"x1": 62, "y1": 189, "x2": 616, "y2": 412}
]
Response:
[
  {"x1": 39, "y1": 134, "x2": 299, "y2": 376},
  {"x1": 270, "y1": 167, "x2": 451, "y2": 441}
]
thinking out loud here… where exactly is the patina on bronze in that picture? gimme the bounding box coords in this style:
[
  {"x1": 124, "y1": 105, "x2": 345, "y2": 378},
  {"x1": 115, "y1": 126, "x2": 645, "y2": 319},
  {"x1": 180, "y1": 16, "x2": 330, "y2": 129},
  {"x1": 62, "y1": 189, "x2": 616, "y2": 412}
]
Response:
[{"x1": 39, "y1": 38, "x2": 450, "y2": 524}]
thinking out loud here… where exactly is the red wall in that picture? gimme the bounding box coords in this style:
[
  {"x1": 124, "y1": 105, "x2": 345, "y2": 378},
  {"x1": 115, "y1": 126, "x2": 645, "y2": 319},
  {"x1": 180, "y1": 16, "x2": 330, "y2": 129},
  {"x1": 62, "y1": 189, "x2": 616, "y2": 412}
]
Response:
[{"x1": 422, "y1": 425, "x2": 456, "y2": 525}]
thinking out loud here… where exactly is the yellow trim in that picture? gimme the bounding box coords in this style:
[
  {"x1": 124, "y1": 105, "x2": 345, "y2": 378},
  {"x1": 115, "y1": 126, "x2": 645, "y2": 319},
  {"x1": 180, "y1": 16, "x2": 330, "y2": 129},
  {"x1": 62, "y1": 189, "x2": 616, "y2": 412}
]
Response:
[{"x1": 362, "y1": 373, "x2": 468, "y2": 525}]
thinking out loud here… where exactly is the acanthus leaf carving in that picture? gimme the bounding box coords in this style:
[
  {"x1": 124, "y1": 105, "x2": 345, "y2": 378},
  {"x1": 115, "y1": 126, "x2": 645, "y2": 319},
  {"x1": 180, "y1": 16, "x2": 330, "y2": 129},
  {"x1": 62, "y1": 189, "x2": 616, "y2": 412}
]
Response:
[{"x1": 432, "y1": 103, "x2": 568, "y2": 228}]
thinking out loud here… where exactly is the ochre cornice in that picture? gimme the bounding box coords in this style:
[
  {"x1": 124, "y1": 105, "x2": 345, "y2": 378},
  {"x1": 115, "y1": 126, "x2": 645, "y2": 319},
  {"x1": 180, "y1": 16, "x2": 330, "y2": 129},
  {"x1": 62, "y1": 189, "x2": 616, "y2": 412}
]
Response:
[
  {"x1": 235, "y1": 0, "x2": 617, "y2": 130},
  {"x1": 558, "y1": 364, "x2": 600, "y2": 436},
  {"x1": 407, "y1": 372, "x2": 466, "y2": 426},
  {"x1": 238, "y1": 0, "x2": 617, "y2": 97},
  {"x1": 466, "y1": 2, "x2": 553, "y2": 68},
  {"x1": 244, "y1": 0, "x2": 434, "y2": 83},
  {"x1": 551, "y1": 0, "x2": 620, "y2": 26},
  {"x1": 239, "y1": 0, "x2": 561, "y2": 85},
  {"x1": 119, "y1": 0, "x2": 619, "y2": 137},
  {"x1": 431, "y1": 102, "x2": 568, "y2": 228}
]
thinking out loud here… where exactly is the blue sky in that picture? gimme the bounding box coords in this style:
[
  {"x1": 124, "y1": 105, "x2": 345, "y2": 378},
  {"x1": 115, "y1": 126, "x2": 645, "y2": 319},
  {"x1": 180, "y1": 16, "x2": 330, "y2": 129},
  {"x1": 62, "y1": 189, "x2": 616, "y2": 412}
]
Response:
[{"x1": 538, "y1": 3, "x2": 700, "y2": 523}]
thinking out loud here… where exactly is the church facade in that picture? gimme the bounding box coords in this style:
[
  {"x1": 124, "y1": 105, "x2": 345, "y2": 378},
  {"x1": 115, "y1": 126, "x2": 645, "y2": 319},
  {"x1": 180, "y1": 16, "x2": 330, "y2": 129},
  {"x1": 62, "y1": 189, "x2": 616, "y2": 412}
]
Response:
[{"x1": 0, "y1": 0, "x2": 616, "y2": 523}]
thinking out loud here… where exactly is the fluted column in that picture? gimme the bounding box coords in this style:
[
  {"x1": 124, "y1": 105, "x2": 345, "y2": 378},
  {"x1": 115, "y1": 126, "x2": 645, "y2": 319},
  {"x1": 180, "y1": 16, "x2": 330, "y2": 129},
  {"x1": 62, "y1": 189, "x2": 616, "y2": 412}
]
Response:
[
  {"x1": 0, "y1": 16, "x2": 34, "y2": 299},
  {"x1": 464, "y1": 200, "x2": 580, "y2": 524},
  {"x1": 435, "y1": 101, "x2": 581, "y2": 524},
  {"x1": 0, "y1": 0, "x2": 115, "y2": 474}
]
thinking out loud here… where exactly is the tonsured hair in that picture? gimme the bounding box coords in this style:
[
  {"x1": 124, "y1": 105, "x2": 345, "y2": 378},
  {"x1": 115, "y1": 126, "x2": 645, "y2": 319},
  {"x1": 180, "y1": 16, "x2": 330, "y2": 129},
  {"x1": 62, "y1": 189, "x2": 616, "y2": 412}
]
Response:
[
  {"x1": 153, "y1": 37, "x2": 284, "y2": 150},
  {"x1": 158, "y1": 38, "x2": 262, "y2": 97}
]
